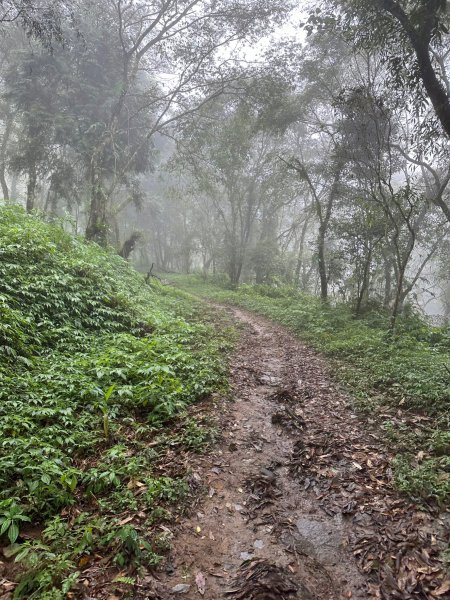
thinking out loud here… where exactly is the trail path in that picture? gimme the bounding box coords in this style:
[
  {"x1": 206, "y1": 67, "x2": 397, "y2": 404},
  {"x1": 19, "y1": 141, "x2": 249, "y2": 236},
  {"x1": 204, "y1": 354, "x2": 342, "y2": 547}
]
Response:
[{"x1": 154, "y1": 304, "x2": 449, "y2": 600}]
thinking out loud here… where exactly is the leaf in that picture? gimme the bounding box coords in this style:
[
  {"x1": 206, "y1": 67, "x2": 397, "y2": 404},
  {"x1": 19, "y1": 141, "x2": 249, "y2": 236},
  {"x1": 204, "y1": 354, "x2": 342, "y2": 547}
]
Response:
[
  {"x1": 1, "y1": 519, "x2": 11, "y2": 535},
  {"x1": 104, "y1": 384, "x2": 116, "y2": 402},
  {"x1": 8, "y1": 522, "x2": 19, "y2": 544},
  {"x1": 78, "y1": 555, "x2": 90, "y2": 568},
  {"x1": 435, "y1": 578, "x2": 450, "y2": 596},
  {"x1": 195, "y1": 571, "x2": 206, "y2": 596},
  {"x1": 41, "y1": 473, "x2": 51, "y2": 484}
]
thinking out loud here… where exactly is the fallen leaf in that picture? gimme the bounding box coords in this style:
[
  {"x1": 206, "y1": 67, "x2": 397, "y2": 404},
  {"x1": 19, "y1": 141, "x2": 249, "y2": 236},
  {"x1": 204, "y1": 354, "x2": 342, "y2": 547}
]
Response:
[
  {"x1": 78, "y1": 556, "x2": 90, "y2": 568},
  {"x1": 195, "y1": 571, "x2": 206, "y2": 595},
  {"x1": 435, "y1": 578, "x2": 450, "y2": 596}
]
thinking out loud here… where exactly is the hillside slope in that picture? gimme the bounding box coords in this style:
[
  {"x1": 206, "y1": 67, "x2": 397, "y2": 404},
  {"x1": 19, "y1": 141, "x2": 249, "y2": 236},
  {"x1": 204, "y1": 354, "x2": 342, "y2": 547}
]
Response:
[{"x1": 0, "y1": 208, "x2": 228, "y2": 599}]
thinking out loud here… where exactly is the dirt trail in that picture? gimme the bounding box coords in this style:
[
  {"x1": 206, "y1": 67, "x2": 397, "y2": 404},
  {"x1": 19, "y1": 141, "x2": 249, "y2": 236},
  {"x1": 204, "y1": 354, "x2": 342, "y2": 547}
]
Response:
[{"x1": 155, "y1": 305, "x2": 449, "y2": 599}]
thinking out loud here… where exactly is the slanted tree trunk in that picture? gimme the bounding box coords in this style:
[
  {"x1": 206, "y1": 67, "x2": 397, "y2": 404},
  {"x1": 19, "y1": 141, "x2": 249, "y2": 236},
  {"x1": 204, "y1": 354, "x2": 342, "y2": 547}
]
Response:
[{"x1": 379, "y1": 0, "x2": 450, "y2": 138}]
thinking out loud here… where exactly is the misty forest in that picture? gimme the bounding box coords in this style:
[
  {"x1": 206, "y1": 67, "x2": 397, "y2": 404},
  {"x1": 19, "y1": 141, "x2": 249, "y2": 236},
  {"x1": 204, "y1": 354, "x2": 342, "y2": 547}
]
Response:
[{"x1": 0, "y1": 0, "x2": 449, "y2": 598}]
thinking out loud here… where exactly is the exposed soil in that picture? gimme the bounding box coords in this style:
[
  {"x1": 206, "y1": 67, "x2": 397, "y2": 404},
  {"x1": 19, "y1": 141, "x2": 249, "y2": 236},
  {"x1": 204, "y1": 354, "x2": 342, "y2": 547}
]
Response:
[{"x1": 145, "y1": 305, "x2": 448, "y2": 599}]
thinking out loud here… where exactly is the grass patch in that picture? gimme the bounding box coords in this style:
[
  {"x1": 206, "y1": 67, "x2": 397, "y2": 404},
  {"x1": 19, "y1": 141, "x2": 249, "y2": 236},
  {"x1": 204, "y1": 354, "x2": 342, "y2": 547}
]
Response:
[{"x1": 170, "y1": 274, "x2": 450, "y2": 506}]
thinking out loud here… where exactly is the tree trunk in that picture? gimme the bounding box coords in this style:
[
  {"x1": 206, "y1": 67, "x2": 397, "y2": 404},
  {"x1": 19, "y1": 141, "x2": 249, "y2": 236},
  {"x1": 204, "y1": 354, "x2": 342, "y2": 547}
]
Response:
[
  {"x1": 294, "y1": 217, "x2": 310, "y2": 288},
  {"x1": 355, "y1": 246, "x2": 373, "y2": 316},
  {"x1": 380, "y1": 0, "x2": 450, "y2": 138},
  {"x1": 382, "y1": 251, "x2": 393, "y2": 309},
  {"x1": 0, "y1": 167, "x2": 9, "y2": 202},
  {"x1": 0, "y1": 112, "x2": 14, "y2": 202},
  {"x1": 390, "y1": 265, "x2": 406, "y2": 331},
  {"x1": 119, "y1": 232, "x2": 141, "y2": 259},
  {"x1": 86, "y1": 171, "x2": 108, "y2": 245},
  {"x1": 202, "y1": 256, "x2": 213, "y2": 280},
  {"x1": 317, "y1": 224, "x2": 328, "y2": 302},
  {"x1": 414, "y1": 43, "x2": 450, "y2": 138},
  {"x1": 228, "y1": 245, "x2": 243, "y2": 288},
  {"x1": 10, "y1": 173, "x2": 18, "y2": 201},
  {"x1": 26, "y1": 167, "x2": 37, "y2": 213}
]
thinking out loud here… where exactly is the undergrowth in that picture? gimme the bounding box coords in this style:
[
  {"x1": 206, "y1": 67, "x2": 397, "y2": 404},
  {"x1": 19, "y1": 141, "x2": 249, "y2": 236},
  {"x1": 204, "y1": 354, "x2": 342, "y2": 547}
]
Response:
[
  {"x1": 0, "y1": 208, "x2": 231, "y2": 597},
  {"x1": 171, "y1": 274, "x2": 450, "y2": 506}
]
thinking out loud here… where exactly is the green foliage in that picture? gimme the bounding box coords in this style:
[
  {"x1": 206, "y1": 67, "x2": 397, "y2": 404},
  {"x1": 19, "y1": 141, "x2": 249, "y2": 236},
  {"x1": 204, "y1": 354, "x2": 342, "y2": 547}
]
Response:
[
  {"x1": 143, "y1": 476, "x2": 189, "y2": 507},
  {"x1": 0, "y1": 499, "x2": 31, "y2": 543},
  {"x1": 393, "y1": 456, "x2": 450, "y2": 505},
  {"x1": 12, "y1": 514, "x2": 162, "y2": 597},
  {"x1": 0, "y1": 207, "x2": 228, "y2": 595}
]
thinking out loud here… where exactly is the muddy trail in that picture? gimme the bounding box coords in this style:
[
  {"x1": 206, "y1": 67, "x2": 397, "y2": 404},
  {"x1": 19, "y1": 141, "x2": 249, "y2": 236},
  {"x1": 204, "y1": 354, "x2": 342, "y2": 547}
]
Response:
[{"x1": 152, "y1": 305, "x2": 449, "y2": 600}]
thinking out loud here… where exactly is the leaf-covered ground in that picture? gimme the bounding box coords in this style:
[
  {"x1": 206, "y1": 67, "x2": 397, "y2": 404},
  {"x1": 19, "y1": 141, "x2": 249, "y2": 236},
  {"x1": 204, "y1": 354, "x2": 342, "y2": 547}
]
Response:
[{"x1": 0, "y1": 208, "x2": 231, "y2": 599}]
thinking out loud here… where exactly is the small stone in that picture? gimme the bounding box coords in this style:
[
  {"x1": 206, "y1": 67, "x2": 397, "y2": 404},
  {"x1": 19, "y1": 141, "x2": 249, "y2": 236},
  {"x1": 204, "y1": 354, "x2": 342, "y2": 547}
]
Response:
[
  {"x1": 253, "y1": 539, "x2": 264, "y2": 549},
  {"x1": 172, "y1": 583, "x2": 191, "y2": 594},
  {"x1": 239, "y1": 551, "x2": 254, "y2": 560},
  {"x1": 2, "y1": 544, "x2": 20, "y2": 559}
]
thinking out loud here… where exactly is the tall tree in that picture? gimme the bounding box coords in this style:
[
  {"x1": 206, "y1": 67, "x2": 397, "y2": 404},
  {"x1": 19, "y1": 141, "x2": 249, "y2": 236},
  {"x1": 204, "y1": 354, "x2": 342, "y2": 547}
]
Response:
[{"x1": 319, "y1": 1, "x2": 450, "y2": 138}]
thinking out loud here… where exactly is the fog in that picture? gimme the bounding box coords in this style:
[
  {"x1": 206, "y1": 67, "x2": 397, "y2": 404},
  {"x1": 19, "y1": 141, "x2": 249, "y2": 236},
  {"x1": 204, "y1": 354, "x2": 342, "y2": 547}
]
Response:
[{"x1": 0, "y1": 0, "x2": 449, "y2": 324}]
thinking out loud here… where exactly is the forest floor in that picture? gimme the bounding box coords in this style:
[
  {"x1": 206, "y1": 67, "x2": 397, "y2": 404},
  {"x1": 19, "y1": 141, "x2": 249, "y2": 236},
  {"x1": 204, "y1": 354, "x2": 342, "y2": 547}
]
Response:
[{"x1": 151, "y1": 303, "x2": 449, "y2": 600}]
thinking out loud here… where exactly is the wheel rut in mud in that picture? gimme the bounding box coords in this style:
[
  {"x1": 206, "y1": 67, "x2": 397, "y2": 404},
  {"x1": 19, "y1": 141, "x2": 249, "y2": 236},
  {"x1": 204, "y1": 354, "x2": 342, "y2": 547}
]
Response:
[{"x1": 154, "y1": 305, "x2": 449, "y2": 599}]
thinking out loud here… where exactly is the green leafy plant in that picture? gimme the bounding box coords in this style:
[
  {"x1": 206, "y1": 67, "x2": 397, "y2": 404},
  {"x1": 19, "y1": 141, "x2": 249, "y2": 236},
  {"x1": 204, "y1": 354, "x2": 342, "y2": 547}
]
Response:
[
  {"x1": 0, "y1": 208, "x2": 229, "y2": 594},
  {"x1": 97, "y1": 384, "x2": 116, "y2": 440},
  {"x1": 0, "y1": 499, "x2": 30, "y2": 543}
]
